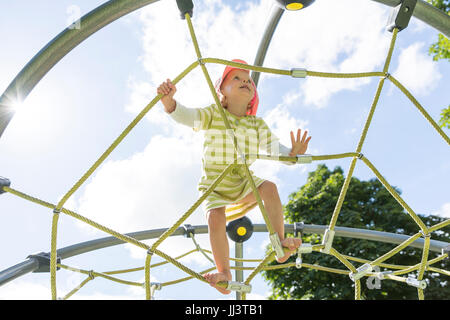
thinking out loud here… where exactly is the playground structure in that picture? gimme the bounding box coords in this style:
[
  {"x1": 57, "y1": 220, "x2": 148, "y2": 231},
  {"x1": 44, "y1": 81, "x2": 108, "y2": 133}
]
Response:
[{"x1": 0, "y1": 0, "x2": 449, "y2": 300}]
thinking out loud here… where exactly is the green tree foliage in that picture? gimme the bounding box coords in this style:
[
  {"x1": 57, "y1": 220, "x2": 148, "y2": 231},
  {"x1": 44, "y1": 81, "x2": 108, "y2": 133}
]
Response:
[
  {"x1": 438, "y1": 105, "x2": 450, "y2": 129},
  {"x1": 262, "y1": 165, "x2": 450, "y2": 300},
  {"x1": 427, "y1": 0, "x2": 450, "y2": 62},
  {"x1": 429, "y1": 33, "x2": 450, "y2": 61},
  {"x1": 426, "y1": 1, "x2": 449, "y2": 129}
]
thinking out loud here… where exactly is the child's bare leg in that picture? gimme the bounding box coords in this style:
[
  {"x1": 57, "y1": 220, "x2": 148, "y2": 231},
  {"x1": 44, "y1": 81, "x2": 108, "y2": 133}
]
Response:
[
  {"x1": 204, "y1": 207, "x2": 232, "y2": 294},
  {"x1": 238, "y1": 181, "x2": 301, "y2": 263}
]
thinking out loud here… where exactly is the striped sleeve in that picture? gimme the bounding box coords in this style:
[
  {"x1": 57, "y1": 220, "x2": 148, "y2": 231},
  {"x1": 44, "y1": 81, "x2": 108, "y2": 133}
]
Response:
[{"x1": 196, "y1": 104, "x2": 215, "y2": 131}]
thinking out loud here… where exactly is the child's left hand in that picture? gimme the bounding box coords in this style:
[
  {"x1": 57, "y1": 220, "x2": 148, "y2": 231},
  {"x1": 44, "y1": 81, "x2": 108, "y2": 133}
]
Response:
[{"x1": 289, "y1": 129, "x2": 311, "y2": 156}]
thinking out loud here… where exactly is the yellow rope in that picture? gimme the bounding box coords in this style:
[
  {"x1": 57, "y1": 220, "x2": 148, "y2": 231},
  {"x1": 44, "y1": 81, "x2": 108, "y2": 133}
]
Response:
[
  {"x1": 62, "y1": 276, "x2": 92, "y2": 300},
  {"x1": 307, "y1": 70, "x2": 384, "y2": 79},
  {"x1": 59, "y1": 264, "x2": 143, "y2": 287},
  {"x1": 360, "y1": 156, "x2": 428, "y2": 233},
  {"x1": 392, "y1": 254, "x2": 448, "y2": 276},
  {"x1": 388, "y1": 75, "x2": 450, "y2": 146},
  {"x1": 50, "y1": 211, "x2": 59, "y2": 300},
  {"x1": 329, "y1": 248, "x2": 360, "y2": 300},
  {"x1": 417, "y1": 234, "x2": 431, "y2": 300},
  {"x1": 371, "y1": 232, "x2": 422, "y2": 267}
]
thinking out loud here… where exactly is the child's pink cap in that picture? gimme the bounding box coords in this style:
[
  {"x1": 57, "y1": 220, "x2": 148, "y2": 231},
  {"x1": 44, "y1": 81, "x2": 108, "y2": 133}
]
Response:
[{"x1": 214, "y1": 59, "x2": 259, "y2": 116}]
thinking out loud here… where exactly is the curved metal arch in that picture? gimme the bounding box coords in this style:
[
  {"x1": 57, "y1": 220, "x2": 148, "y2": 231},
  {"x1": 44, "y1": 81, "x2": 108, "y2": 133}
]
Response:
[
  {"x1": 0, "y1": 0, "x2": 449, "y2": 138},
  {"x1": 0, "y1": 0, "x2": 160, "y2": 138}
]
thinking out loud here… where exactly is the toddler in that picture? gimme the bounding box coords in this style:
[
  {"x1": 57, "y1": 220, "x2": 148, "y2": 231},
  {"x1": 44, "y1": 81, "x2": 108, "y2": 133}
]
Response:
[{"x1": 157, "y1": 59, "x2": 311, "y2": 294}]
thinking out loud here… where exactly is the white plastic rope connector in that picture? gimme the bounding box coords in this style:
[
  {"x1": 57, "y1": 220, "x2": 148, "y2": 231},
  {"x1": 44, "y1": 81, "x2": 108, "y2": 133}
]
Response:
[
  {"x1": 291, "y1": 68, "x2": 307, "y2": 78},
  {"x1": 226, "y1": 281, "x2": 252, "y2": 293},
  {"x1": 349, "y1": 263, "x2": 373, "y2": 282},
  {"x1": 295, "y1": 244, "x2": 313, "y2": 269},
  {"x1": 376, "y1": 271, "x2": 392, "y2": 280},
  {"x1": 295, "y1": 255, "x2": 302, "y2": 269},
  {"x1": 269, "y1": 233, "x2": 285, "y2": 261},
  {"x1": 406, "y1": 278, "x2": 427, "y2": 289},
  {"x1": 296, "y1": 154, "x2": 312, "y2": 164},
  {"x1": 321, "y1": 228, "x2": 335, "y2": 254},
  {"x1": 298, "y1": 243, "x2": 313, "y2": 254}
]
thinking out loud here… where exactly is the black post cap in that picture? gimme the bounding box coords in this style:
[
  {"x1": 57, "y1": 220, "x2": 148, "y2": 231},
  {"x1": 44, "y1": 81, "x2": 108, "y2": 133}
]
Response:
[
  {"x1": 176, "y1": 0, "x2": 194, "y2": 19},
  {"x1": 226, "y1": 216, "x2": 254, "y2": 243}
]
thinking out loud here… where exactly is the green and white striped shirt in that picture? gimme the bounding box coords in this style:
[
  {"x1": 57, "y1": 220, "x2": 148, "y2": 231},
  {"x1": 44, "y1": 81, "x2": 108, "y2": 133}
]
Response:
[{"x1": 170, "y1": 101, "x2": 292, "y2": 218}]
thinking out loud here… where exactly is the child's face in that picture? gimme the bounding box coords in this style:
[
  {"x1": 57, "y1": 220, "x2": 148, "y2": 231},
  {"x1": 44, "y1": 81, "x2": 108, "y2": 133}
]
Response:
[{"x1": 220, "y1": 69, "x2": 254, "y2": 115}]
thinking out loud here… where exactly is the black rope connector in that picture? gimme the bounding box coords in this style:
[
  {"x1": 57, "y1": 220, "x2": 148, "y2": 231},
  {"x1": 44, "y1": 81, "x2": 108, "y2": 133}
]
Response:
[
  {"x1": 442, "y1": 245, "x2": 449, "y2": 260},
  {"x1": 183, "y1": 224, "x2": 195, "y2": 238},
  {"x1": 294, "y1": 222, "x2": 304, "y2": 238},
  {"x1": 0, "y1": 176, "x2": 11, "y2": 194},
  {"x1": 176, "y1": 0, "x2": 194, "y2": 19},
  {"x1": 27, "y1": 252, "x2": 61, "y2": 273},
  {"x1": 386, "y1": 0, "x2": 417, "y2": 33}
]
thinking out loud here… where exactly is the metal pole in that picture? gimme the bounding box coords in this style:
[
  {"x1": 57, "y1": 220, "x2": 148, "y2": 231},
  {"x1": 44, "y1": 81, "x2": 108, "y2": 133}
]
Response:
[
  {"x1": 235, "y1": 242, "x2": 244, "y2": 300},
  {"x1": 0, "y1": 259, "x2": 39, "y2": 287},
  {"x1": 251, "y1": 6, "x2": 284, "y2": 87}
]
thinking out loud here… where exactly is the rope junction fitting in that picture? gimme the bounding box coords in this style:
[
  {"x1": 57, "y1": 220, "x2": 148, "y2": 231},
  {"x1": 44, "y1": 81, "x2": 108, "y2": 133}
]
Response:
[
  {"x1": 26, "y1": 252, "x2": 60, "y2": 273},
  {"x1": 387, "y1": 0, "x2": 417, "y2": 32}
]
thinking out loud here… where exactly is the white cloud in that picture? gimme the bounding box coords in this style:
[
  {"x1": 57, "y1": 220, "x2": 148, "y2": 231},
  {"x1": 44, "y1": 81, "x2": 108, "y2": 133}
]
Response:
[
  {"x1": 409, "y1": 16, "x2": 428, "y2": 34},
  {"x1": 133, "y1": 0, "x2": 272, "y2": 112},
  {"x1": 74, "y1": 132, "x2": 208, "y2": 261},
  {"x1": 264, "y1": 104, "x2": 309, "y2": 146},
  {"x1": 0, "y1": 280, "x2": 50, "y2": 300},
  {"x1": 264, "y1": 0, "x2": 391, "y2": 107},
  {"x1": 250, "y1": 103, "x2": 310, "y2": 187},
  {"x1": 392, "y1": 42, "x2": 442, "y2": 96},
  {"x1": 246, "y1": 292, "x2": 267, "y2": 300},
  {"x1": 433, "y1": 202, "x2": 450, "y2": 218}
]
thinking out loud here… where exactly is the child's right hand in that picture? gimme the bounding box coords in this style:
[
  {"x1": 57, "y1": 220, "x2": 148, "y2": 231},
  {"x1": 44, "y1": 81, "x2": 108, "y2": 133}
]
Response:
[{"x1": 157, "y1": 79, "x2": 177, "y2": 113}]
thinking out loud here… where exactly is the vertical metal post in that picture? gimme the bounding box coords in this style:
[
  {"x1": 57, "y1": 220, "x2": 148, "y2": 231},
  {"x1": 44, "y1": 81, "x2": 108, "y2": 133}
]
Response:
[{"x1": 235, "y1": 242, "x2": 244, "y2": 300}]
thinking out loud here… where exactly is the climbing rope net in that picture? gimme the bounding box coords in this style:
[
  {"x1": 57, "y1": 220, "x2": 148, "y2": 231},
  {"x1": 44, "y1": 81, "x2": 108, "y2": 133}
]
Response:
[{"x1": 1, "y1": 5, "x2": 449, "y2": 300}]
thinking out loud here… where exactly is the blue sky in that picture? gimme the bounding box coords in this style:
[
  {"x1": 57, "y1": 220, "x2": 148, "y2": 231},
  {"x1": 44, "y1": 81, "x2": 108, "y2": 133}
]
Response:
[{"x1": 0, "y1": 0, "x2": 449, "y2": 300}]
